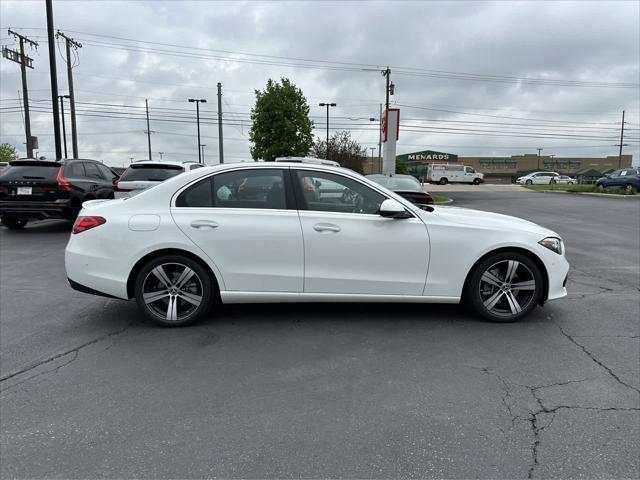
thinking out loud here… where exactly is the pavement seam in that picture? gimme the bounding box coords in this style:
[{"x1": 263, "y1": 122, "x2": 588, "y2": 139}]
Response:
[{"x1": 0, "y1": 320, "x2": 134, "y2": 385}]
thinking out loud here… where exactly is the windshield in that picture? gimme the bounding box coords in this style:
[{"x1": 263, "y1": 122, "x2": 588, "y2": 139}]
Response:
[{"x1": 119, "y1": 164, "x2": 183, "y2": 182}]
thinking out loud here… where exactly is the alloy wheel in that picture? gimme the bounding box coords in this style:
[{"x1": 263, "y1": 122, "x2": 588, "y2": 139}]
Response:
[
  {"x1": 478, "y1": 260, "x2": 537, "y2": 318},
  {"x1": 142, "y1": 262, "x2": 204, "y2": 322}
]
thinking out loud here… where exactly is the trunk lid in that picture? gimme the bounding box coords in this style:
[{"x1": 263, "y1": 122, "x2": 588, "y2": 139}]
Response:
[{"x1": 0, "y1": 160, "x2": 64, "y2": 201}]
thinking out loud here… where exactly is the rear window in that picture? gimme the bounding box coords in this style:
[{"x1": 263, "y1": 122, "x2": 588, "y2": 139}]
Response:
[
  {"x1": 119, "y1": 164, "x2": 183, "y2": 182},
  {"x1": 0, "y1": 162, "x2": 61, "y2": 180}
]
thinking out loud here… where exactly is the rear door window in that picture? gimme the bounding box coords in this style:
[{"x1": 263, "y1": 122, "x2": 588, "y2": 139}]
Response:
[
  {"x1": 63, "y1": 162, "x2": 86, "y2": 178},
  {"x1": 83, "y1": 162, "x2": 104, "y2": 180},
  {"x1": 120, "y1": 165, "x2": 184, "y2": 182}
]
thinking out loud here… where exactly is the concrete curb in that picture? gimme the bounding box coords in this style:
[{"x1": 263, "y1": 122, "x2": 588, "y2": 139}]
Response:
[{"x1": 533, "y1": 190, "x2": 639, "y2": 199}]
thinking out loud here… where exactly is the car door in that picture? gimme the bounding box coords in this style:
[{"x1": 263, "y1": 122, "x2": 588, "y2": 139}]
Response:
[
  {"x1": 82, "y1": 162, "x2": 109, "y2": 197},
  {"x1": 96, "y1": 163, "x2": 118, "y2": 196},
  {"x1": 170, "y1": 168, "x2": 303, "y2": 293},
  {"x1": 292, "y1": 169, "x2": 430, "y2": 296}
]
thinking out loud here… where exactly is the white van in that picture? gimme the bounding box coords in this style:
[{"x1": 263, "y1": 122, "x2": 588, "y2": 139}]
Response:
[{"x1": 426, "y1": 164, "x2": 484, "y2": 185}]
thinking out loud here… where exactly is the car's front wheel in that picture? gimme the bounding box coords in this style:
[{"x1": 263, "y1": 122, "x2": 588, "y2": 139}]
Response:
[
  {"x1": 473, "y1": 178, "x2": 481, "y2": 185},
  {"x1": 525, "y1": 179, "x2": 533, "y2": 185},
  {"x1": 134, "y1": 254, "x2": 214, "y2": 327},
  {"x1": 1, "y1": 216, "x2": 28, "y2": 230},
  {"x1": 465, "y1": 252, "x2": 544, "y2": 322}
]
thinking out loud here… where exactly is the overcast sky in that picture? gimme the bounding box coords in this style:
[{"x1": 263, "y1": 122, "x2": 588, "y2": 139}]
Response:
[{"x1": 1, "y1": 0, "x2": 638, "y2": 167}]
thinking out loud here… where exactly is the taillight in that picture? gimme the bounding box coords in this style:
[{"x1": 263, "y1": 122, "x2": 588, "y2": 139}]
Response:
[
  {"x1": 426, "y1": 176, "x2": 432, "y2": 182},
  {"x1": 72, "y1": 216, "x2": 106, "y2": 234},
  {"x1": 54, "y1": 167, "x2": 72, "y2": 192}
]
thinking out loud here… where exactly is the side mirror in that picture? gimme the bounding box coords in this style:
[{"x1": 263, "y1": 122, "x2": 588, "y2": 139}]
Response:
[{"x1": 379, "y1": 199, "x2": 412, "y2": 219}]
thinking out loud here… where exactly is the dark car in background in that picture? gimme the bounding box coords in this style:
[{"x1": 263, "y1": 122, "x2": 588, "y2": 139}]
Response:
[
  {"x1": 366, "y1": 174, "x2": 434, "y2": 209},
  {"x1": 0, "y1": 158, "x2": 118, "y2": 229},
  {"x1": 595, "y1": 167, "x2": 640, "y2": 192}
]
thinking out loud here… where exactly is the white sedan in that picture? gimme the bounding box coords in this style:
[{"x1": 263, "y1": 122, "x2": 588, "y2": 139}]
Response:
[{"x1": 65, "y1": 163, "x2": 569, "y2": 327}]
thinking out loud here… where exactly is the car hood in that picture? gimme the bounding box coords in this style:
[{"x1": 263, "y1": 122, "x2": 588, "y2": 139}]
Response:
[{"x1": 430, "y1": 205, "x2": 558, "y2": 237}]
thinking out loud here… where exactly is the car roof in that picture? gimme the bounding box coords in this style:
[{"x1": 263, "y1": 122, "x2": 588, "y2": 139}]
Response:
[{"x1": 127, "y1": 160, "x2": 196, "y2": 168}]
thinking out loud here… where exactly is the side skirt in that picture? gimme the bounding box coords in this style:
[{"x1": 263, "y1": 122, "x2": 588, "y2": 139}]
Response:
[{"x1": 220, "y1": 291, "x2": 460, "y2": 304}]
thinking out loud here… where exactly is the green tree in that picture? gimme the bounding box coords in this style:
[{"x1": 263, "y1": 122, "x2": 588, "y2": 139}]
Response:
[
  {"x1": 0, "y1": 143, "x2": 19, "y2": 162},
  {"x1": 249, "y1": 78, "x2": 314, "y2": 161},
  {"x1": 396, "y1": 159, "x2": 409, "y2": 175},
  {"x1": 311, "y1": 131, "x2": 367, "y2": 174}
]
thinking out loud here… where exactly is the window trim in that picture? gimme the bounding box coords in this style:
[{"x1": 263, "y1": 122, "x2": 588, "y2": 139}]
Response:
[
  {"x1": 173, "y1": 167, "x2": 297, "y2": 211},
  {"x1": 291, "y1": 167, "x2": 407, "y2": 217}
]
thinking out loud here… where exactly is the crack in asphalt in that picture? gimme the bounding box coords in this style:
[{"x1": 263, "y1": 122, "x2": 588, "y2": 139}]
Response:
[
  {"x1": 0, "y1": 321, "x2": 134, "y2": 386},
  {"x1": 552, "y1": 321, "x2": 640, "y2": 395},
  {"x1": 478, "y1": 368, "x2": 639, "y2": 479},
  {"x1": 0, "y1": 350, "x2": 79, "y2": 394},
  {"x1": 569, "y1": 266, "x2": 640, "y2": 292}
]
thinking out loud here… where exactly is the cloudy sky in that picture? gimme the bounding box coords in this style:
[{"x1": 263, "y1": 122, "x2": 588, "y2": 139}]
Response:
[{"x1": 1, "y1": 0, "x2": 638, "y2": 167}]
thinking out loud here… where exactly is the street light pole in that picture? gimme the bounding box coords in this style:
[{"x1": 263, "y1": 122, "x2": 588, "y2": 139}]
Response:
[
  {"x1": 58, "y1": 94, "x2": 70, "y2": 158},
  {"x1": 188, "y1": 98, "x2": 207, "y2": 164},
  {"x1": 319, "y1": 102, "x2": 336, "y2": 159}
]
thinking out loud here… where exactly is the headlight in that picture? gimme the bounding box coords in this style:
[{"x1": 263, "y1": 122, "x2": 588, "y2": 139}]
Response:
[{"x1": 539, "y1": 237, "x2": 563, "y2": 255}]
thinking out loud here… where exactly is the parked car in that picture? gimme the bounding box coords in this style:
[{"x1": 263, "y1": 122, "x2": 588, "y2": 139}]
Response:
[
  {"x1": 110, "y1": 166, "x2": 127, "y2": 177},
  {"x1": 516, "y1": 171, "x2": 560, "y2": 185},
  {"x1": 66, "y1": 162, "x2": 569, "y2": 327},
  {"x1": 114, "y1": 161, "x2": 203, "y2": 198},
  {"x1": 366, "y1": 174, "x2": 434, "y2": 208},
  {"x1": 595, "y1": 168, "x2": 640, "y2": 192},
  {"x1": 426, "y1": 164, "x2": 484, "y2": 185},
  {"x1": 556, "y1": 175, "x2": 576, "y2": 185},
  {"x1": 0, "y1": 158, "x2": 118, "y2": 229}
]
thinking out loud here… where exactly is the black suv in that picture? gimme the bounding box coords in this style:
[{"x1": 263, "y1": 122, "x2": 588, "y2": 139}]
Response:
[{"x1": 0, "y1": 158, "x2": 118, "y2": 229}]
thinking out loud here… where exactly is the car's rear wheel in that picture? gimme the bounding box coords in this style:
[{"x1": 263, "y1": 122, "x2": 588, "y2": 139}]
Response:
[
  {"x1": 1, "y1": 216, "x2": 28, "y2": 230},
  {"x1": 550, "y1": 179, "x2": 556, "y2": 185},
  {"x1": 440, "y1": 178, "x2": 448, "y2": 185},
  {"x1": 625, "y1": 184, "x2": 636, "y2": 194},
  {"x1": 134, "y1": 255, "x2": 213, "y2": 327},
  {"x1": 465, "y1": 252, "x2": 543, "y2": 322}
]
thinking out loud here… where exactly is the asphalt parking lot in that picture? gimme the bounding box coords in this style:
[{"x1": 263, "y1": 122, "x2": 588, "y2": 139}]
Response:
[{"x1": 1, "y1": 190, "x2": 638, "y2": 479}]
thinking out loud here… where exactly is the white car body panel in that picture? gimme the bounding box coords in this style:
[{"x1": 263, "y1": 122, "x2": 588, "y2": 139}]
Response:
[
  {"x1": 516, "y1": 171, "x2": 560, "y2": 185},
  {"x1": 65, "y1": 163, "x2": 569, "y2": 311}
]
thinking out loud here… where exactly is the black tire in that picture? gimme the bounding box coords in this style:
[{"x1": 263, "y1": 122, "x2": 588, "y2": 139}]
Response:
[
  {"x1": 464, "y1": 251, "x2": 544, "y2": 323},
  {"x1": 550, "y1": 179, "x2": 556, "y2": 185},
  {"x1": 625, "y1": 184, "x2": 636, "y2": 194},
  {"x1": 134, "y1": 254, "x2": 214, "y2": 327},
  {"x1": 473, "y1": 178, "x2": 481, "y2": 185},
  {"x1": 1, "y1": 216, "x2": 28, "y2": 230},
  {"x1": 525, "y1": 179, "x2": 533, "y2": 185},
  {"x1": 440, "y1": 178, "x2": 448, "y2": 185}
]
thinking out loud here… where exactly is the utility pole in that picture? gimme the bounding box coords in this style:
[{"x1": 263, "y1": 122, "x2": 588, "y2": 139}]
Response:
[
  {"x1": 56, "y1": 30, "x2": 82, "y2": 158},
  {"x1": 382, "y1": 67, "x2": 393, "y2": 111},
  {"x1": 58, "y1": 95, "x2": 70, "y2": 157},
  {"x1": 537, "y1": 147, "x2": 543, "y2": 170},
  {"x1": 159, "y1": 152, "x2": 164, "y2": 160},
  {"x1": 378, "y1": 103, "x2": 382, "y2": 158},
  {"x1": 319, "y1": 102, "x2": 336, "y2": 159},
  {"x1": 200, "y1": 144, "x2": 206, "y2": 164},
  {"x1": 46, "y1": 0, "x2": 62, "y2": 160},
  {"x1": 217, "y1": 82, "x2": 224, "y2": 164},
  {"x1": 188, "y1": 98, "x2": 207, "y2": 163},
  {"x1": 145, "y1": 98, "x2": 152, "y2": 160},
  {"x1": 4, "y1": 30, "x2": 38, "y2": 158},
  {"x1": 618, "y1": 110, "x2": 625, "y2": 168},
  {"x1": 369, "y1": 147, "x2": 376, "y2": 174}
]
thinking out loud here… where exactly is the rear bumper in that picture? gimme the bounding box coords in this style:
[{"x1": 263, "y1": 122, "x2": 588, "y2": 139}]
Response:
[
  {"x1": 0, "y1": 200, "x2": 75, "y2": 220},
  {"x1": 68, "y1": 278, "x2": 122, "y2": 299}
]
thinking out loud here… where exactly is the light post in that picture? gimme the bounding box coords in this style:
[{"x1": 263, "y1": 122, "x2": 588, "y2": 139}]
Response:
[
  {"x1": 188, "y1": 98, "x2": 207, "y2": 163},
  {"x1": 319, "y1": 102, "x2": 336, "y2": 159},
  {"x1": 158, "y1": 151, "x2": 164, "y2": 160},
  {"x1": 58, "y1": 94, "x2": 70, "y2": 158}
]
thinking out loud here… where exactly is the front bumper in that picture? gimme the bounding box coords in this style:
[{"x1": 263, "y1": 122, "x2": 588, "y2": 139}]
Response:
[{"x1": 0, "y1": 200, "x2": 75, "y2": 220}]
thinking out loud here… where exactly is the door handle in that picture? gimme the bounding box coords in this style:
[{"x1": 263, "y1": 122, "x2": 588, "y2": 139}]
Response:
[
  {"x1": 190, "y1": 220, "x2": 219, "y2": 229},
  {"x1": 313, "y1": 223, "x2": 340, "y2": 233}
]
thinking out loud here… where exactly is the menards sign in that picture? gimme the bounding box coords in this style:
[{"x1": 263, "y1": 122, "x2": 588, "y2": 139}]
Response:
[{"x1": 396, "y1": 150, "x2": 458, "y2": 163}]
